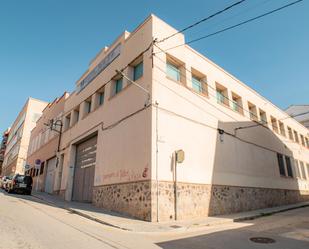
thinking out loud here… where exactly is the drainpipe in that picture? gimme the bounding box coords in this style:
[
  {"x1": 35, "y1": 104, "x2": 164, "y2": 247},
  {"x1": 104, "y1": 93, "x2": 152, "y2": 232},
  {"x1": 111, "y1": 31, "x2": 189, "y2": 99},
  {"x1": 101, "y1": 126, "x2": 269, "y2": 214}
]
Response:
[{"x1": 155, "y1": 102, "x2": 159, "y2": 222}]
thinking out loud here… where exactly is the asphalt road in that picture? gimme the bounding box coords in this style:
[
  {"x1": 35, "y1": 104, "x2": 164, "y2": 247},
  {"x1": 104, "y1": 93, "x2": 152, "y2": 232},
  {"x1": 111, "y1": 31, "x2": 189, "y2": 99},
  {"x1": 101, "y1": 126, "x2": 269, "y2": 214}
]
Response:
[
  {"x1": 1, "y1": 189, "x2": 309, "y2": 249},
  {"x1": 0, "y1": 190, "x2": 158, "y2": 249}
]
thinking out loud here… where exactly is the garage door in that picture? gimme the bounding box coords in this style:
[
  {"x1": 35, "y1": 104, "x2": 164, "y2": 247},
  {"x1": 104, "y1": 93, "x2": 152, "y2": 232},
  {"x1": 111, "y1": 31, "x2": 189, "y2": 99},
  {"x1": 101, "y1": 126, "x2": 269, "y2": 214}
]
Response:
[
  {"x1": 72, "y1": 135, "x2": 97, "y2": 202},
  {"x1": 45, "y1": 157, "x2": 57, "y2": 194}
]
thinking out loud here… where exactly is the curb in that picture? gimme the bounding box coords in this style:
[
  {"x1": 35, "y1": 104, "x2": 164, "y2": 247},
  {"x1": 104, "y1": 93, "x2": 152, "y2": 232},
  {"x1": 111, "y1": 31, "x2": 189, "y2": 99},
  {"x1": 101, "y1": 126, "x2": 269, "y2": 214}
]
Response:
[
  {"x1": 67, "y1": 208, "x2": 131, "y2": 231},
  {"x1": 233, "y1": 203, "x2": 309, "y2": 222},
  {"x1": 31, "y1": 193, "x2": 309, "y2": 233}
]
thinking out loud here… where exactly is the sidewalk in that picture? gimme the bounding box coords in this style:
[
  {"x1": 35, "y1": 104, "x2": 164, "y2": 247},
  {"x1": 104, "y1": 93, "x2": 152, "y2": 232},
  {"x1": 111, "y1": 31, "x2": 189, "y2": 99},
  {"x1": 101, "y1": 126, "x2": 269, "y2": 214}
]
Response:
[{"x1": 32, "y1": 191, "x2": 309, "y2": 233}]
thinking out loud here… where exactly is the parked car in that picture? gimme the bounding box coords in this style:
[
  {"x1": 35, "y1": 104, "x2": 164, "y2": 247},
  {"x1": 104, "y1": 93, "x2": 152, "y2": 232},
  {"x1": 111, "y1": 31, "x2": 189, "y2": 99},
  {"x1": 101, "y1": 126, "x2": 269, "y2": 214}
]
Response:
[
  {"x1": 6, "y1": 174, "x2": 33, "y2": 195},
  {"x1": 0, "y1": 176, "x2": 12, "y2": 190}
]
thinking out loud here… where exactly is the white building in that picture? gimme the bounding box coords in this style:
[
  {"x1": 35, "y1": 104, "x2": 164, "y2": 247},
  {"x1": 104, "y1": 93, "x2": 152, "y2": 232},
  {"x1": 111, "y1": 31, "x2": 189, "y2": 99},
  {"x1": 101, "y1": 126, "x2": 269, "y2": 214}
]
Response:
[
  {"x1": 40, "y1": 14, "x2": 309, "y2": 222},
  {"x1": 2, "y1": 98, "x2": 48, "y2": 176}
]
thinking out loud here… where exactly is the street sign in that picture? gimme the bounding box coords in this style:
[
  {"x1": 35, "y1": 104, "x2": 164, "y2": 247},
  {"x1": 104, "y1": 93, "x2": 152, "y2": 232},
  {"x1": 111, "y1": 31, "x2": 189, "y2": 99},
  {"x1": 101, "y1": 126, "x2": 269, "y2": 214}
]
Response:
[{"x1": 35, "y1": 159, "x2": 41, "y2": 170}]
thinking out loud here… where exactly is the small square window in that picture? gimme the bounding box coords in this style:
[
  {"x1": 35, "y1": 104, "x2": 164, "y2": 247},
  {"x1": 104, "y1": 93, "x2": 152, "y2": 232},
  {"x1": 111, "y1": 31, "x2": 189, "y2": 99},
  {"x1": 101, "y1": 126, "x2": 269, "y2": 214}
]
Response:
[
  {"x1": 216, "y1": 83, "x2": 229, "y2": 106},
  {"x1": 166, "y1": 62, "x2": 180, "y2": 82},
  {"x1": 300, "y1": 134, "x2": 305, "y2": 147},
  {"x1": 305, "y1": 137, "x2": 309, "y2": 148},
  {"x1": 277, "y1": 153, "x2": 286, "y2": 176},
  {"x1": 115, "y1": 78, "x2": 123, "y2": 94},
  {"x1": 133, "y1": 62, "x2": 143, "y2": 81},
  {"x1": 231, "y1": 92, "x2": 243, "y2": 114},
  {"x1": 293, "y1": 130, "x2": 299, "y2": 143},
  {"x1": 278, "y1": 121, "x2": 286, "y2": 136},
  {"x1": 270, "y1": 116, "x2": 278, "y2": 133},
  {"x1": 259, "y1": 109, "x2": 267, "y2": 125},
  {"x1": 191, "y1": 69, "x2": 207, "y2": 96},
  {"x1": 248, "y1": 102, "x2": 258, "y2": 121},
  {"x1": 285, "y1": 156, "x2": 293, "y2": 177},
  {"x1": 99, "y1": 92, "x2": 104, "y2": 106},
  {"x1": 166, "y1": 54, "x2": 185, "y2": 84},
  {"x1": 287, "y1": 127, "x2": 293, "y2": 140}
]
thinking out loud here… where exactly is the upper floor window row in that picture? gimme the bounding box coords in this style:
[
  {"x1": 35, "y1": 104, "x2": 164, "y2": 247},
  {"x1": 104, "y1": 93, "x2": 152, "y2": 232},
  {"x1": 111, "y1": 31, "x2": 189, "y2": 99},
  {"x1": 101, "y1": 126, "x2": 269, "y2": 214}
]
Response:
[
  {"x1": 164, "y1": 53, "x2": 309, "y2": 148},
  {"x1": 63, "y1": 56, "x2": 144, "y2": 131}
]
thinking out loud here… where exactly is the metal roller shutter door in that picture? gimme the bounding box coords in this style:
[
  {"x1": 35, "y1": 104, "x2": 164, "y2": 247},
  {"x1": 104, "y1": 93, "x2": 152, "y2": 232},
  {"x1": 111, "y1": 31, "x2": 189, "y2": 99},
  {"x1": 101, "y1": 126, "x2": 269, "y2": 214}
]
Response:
[{"x1": 72, "y1": 135, "x2": 97, "y2": 202}]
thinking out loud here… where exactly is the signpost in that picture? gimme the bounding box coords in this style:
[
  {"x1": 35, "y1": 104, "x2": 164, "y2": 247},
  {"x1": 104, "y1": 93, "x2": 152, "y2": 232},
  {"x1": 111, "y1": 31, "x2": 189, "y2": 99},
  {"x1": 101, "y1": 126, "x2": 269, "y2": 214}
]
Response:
[{"x1": 174, "y1": 149, "x2": 185, "y2": 220}]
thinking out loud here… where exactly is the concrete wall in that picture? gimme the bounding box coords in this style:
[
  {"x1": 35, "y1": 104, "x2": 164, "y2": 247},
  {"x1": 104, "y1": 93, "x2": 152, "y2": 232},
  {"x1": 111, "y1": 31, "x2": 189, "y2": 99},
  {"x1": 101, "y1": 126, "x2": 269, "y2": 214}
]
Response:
[
  {"x1": 146, "y1": 15, "x2": 309, "y2": 221},
  {"x1": 51, "y1": 15, "x2": 309, "y2": 221},
  {"x1": 60, "y1": 16, "x2": 154, "y2": 201}
]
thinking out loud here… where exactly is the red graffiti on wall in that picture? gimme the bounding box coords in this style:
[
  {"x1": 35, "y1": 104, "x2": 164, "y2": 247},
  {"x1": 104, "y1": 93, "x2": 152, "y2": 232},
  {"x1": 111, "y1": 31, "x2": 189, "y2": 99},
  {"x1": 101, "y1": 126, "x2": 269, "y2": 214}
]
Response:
[
  {"x1": 102, "y1": 166, "x2": 149, "y2": 182},
  {"x1": 142, "y1": 167, "x2": 148, "y2": 178}
]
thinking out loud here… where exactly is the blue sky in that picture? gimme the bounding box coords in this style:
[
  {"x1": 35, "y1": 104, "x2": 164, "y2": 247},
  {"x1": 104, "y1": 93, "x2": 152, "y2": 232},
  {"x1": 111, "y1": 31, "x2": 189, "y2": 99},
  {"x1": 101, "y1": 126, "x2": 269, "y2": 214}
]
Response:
[{"x1": 0, "y1": 0, "x2": 308, "y2": 132}]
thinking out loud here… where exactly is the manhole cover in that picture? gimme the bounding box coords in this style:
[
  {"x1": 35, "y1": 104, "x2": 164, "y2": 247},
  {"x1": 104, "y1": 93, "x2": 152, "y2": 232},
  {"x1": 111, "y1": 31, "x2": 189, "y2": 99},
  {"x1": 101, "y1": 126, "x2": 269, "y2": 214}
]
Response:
[{"x1": 250, "y1": 237, "x2": 276, "y2": 244}]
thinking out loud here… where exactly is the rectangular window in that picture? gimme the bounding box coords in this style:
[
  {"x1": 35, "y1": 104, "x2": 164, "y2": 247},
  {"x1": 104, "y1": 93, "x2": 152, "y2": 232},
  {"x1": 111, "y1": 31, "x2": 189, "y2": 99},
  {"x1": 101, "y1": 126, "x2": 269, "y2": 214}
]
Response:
[
  {"x1": 70, "y1": 106, "x2": 80, "y2": 126},
  {"x1": 271, "y1": 116, "x2": 278, "y2": 133},
  {"x1": 248, "y1": 102, "x2": 258, "y2": 121},
  {"x1": 133, "y1": 62, "x2": 143, "y2": 81},
  {"x1": 64, "y1": 113, "x2": 71, "y2": 130},
  {"x1": 277, "y1": 153, "x2": 286, "y2": 176},
  {"x1": 192, "y1": 76, "x2": 202, "y2": 92},
  {"x1": 278, "y1": 121, "x2": 286, "y2": 137},
  {"x1": 40, "y1": 162, "x2": 45, "y2": 175},
  {"x1": 285, "y1": 156, "x2": 293, "y2": 177},
  {"x1": 231, "y1": 92, "x2": 243, "y2": 114},
  {"x1": 115, "y1": 78, "x2": 123, "y2": 94},
  {"x1": 166, "y1": 54, "x2": 185, "y2": 84},
  {"x1": 99, "y1": 92, "x2": 104, "y2": 106},
  {"x1": 166, "y1": 62, "x2": 180, "y2": 82},
  {"x1": 191, "y1": 71, "x2": 207, "y2": 96},
  {"x1": 300, "y1": 161, "x2": 306, "y2": 179},
  {"x1": 216, "y1": 83, "x2": 229, "y2": 106},
  {"x1": 300, "y1": 134, "x2": 305, "y2": 147},
  {"x1": 288, "y1": 127, "x2": 293, "y2": 140},
  {"x1": 306, "y1": 137, "x2": 309, "y2": 148},
  {"x1": 85, "y1": 99, "x2": 91, "y2": 114},
  {"x1": 259, "y1": 109, "x2": 267, "y2": 124},
  {"x1": 293, "y1": 130, "x2": 299, "y2": 143}
]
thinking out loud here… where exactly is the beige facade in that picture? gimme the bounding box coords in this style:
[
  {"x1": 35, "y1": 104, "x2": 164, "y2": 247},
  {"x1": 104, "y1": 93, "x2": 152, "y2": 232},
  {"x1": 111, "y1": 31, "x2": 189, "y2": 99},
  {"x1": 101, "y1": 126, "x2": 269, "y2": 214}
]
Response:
[
  {"x1": 26, "y1": 93, "x2": 69, "y2": 192},
  {"x1": 2, "y1": 98, "x2": 48, "y2": 176},
  {"x1": 45, "y1": 14, "x2": 309, "y2": 221}
]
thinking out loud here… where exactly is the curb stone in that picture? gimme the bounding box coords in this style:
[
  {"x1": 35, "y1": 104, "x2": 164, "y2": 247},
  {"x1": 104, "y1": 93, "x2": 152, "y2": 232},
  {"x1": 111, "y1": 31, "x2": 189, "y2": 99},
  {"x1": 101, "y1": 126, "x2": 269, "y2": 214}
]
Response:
[{"x1": 31, "y1": 192, "x2": 309, "y2": 233}]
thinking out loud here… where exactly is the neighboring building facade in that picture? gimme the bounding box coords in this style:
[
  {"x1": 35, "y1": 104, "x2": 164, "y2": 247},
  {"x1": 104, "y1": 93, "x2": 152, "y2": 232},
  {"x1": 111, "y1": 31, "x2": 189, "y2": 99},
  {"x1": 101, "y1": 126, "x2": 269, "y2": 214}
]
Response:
[
  {"x1": 54, "y1": 15, "x2": 309, "y2": 222},
  {"x1": 26, "y1": 93, "x2": 69, "y2": 192},
  {"x1": 0, "y1": 128, "x2": 10, "y2": 175},
  {"x1": 2, "y1": 98, "x2": 48, "y2": 176},
  {"x1": 285, "y1": 105, "x2": 309, "y2": 129}
]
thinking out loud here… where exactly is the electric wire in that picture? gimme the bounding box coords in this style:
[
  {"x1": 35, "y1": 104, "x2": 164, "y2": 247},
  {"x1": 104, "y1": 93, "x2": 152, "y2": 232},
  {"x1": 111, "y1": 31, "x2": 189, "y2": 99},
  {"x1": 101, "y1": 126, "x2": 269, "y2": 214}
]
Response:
[
  {"x1": 154, "y1": 0, "x2": 304, "y2": 54},
  {"x1": 182, "y1": 0, "x2": 271, "y2": 40},
  {"x1": 153, "y1": 44, "x2": 308, "y2": 136},
  {"x1": 152, "y1": 52, "x2": 307, "y2": 147},
  {"x1": 157, "y1": 0, "x2": 247, "y2": 43}
]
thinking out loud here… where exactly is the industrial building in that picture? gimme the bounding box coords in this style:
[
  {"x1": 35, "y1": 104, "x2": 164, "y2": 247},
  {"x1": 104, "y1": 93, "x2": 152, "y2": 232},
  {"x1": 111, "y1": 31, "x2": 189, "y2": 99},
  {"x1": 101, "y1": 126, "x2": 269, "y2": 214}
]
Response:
[{"x1": 48, "y1": 15, "x2": 309, "y2": 221}]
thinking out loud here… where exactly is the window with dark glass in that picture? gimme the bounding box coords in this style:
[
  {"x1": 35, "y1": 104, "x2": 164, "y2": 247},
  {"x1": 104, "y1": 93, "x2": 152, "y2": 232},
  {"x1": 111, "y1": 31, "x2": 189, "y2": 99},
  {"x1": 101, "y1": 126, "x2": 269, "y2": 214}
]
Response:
[
  {"x1": 277, "y1": 153, "x2": 286, "y2": 176},
  {"x1": 285, "y1": 156, "x2": 293, "y2": 177}
]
